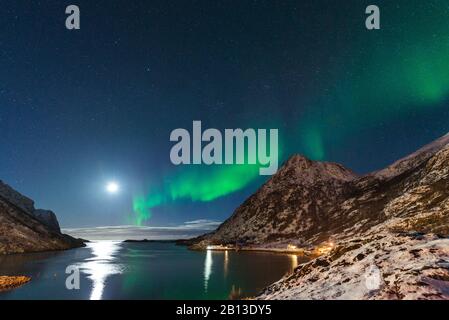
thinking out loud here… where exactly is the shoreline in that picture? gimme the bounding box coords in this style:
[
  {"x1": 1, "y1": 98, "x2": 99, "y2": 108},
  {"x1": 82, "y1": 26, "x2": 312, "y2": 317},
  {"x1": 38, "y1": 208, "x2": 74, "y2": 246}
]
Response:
[
  {"x1": 124, "y1": 239, "x2": 318, "y2": 256},
  {"x1": 203, "y1": 244, "x2": 318, "y2": 257}
]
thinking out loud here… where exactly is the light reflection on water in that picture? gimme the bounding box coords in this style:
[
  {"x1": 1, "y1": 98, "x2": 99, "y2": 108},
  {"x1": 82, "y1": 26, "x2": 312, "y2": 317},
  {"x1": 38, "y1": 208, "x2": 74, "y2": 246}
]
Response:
[
  {"x1": 77, "y1": 241, "x2": 124, "y2": 300},
  {"x1": 203, "y1": 249, "x2": 301, "y2": 297},
  {"x1": 290, "y1": 254, "x2": 298, "y2": 270},
  {"x1": 224, "y1": 250, "x2": 229, "y2": 277},
  {"x1": 203, "y1": 249, "x2": 213, "y2": 292}
]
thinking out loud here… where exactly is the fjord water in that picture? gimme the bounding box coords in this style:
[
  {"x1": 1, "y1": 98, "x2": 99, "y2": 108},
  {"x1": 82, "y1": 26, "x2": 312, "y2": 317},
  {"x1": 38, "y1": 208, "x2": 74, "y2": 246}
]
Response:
[{"x1": 0, "y1": 241, "x2": 306, "y2": 300}]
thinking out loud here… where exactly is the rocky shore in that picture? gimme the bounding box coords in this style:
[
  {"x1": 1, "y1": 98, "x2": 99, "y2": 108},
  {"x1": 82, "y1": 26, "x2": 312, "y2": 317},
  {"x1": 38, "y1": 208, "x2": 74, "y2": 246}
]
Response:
[{"x1": 258, "y1": 230, "x2": 449, "y2": 299}]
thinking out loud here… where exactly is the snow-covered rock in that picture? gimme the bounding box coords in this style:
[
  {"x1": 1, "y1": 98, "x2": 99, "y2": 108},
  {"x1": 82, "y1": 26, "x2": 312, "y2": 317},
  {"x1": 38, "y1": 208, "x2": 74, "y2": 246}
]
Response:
[{"x1": 258, "y1": 231, "x2": 449, "y2": 300}]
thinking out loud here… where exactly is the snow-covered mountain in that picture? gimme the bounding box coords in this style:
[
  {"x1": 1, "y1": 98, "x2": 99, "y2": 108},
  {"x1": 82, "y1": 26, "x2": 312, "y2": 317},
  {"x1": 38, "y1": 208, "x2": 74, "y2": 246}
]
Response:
[
  {"x1": 192, "y1": 133, "x2": 449, "y2": 299},
  {"x1": 193, "y1": 133, "x2": 449, "y2": 249}
]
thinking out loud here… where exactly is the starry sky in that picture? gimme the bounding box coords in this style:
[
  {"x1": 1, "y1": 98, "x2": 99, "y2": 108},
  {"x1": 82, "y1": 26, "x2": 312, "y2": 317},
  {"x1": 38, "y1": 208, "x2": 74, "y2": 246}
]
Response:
[{"x1": 1, "y1": 1, "x2": 449, "y2": 232}]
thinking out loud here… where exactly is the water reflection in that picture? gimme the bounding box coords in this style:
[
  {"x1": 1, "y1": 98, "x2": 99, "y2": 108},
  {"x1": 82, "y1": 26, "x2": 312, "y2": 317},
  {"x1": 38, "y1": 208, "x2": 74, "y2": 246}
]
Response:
[
  {"x1": 224, "y1": 250, "x2": 229, "y2": 277},
  {"x1": 77, "y1": 241, "x2": 124, "y2": 300},
  {"x1": 202, "y1": 250, "x2": 305, "y2": 296},
  {"x1": 290, "y1": 254, "x2": 298, "y2": 271},
  {"x1": 203, "y1": 249, "x2": 213, "y2": 292},
  {"x1": 0, "y1": 243, "x2": 311, "y2": 300}
]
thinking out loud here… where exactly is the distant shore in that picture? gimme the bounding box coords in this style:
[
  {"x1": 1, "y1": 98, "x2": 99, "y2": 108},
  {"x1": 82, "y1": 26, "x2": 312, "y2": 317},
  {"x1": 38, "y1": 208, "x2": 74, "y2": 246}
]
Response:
[
  {"x1": 123, "y1": 239, "x2": 318, "y2": 256},
  {"x1": 203, "y1": 244, "x2": 316, "y2": 256},
  {"x1": 123, "y1": 239, "x2": 178, "y2": 243}
]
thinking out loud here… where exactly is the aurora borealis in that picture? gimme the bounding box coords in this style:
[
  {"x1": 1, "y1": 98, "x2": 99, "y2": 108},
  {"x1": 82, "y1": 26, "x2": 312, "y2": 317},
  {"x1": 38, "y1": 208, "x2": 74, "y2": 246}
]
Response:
[
  {"x1": 1, "y1": 1, "x2": 449, "y2": 231},
  {"x1": 294, "y1": 0, "x2": 449, "y2": 161},
  {"x1": 131, "y1": 163, "x2": 263, "y2": 226}
]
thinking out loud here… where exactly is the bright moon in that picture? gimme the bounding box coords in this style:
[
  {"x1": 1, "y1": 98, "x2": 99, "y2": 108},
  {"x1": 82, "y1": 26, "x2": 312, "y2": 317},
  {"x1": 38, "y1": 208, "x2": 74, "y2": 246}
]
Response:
[{"x1": 106, "y1": 182, "x2": 120, "y2": 194}]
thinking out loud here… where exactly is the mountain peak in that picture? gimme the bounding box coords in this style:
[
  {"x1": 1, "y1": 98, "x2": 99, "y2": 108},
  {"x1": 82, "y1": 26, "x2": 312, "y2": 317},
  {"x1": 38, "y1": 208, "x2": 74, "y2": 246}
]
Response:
[
  {"x1": 193, "y1": 132, "x2": 449, "y2": 250},
  {"x1": 275, "y1": 154, "x2": 358, "y2": 185}
]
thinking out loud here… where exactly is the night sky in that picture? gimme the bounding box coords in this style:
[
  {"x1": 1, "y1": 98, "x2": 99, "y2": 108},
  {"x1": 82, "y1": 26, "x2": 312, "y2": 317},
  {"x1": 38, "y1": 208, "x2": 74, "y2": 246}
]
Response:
[{"x1": 1, "y1": 1, "x2": 449, "y2": 232}]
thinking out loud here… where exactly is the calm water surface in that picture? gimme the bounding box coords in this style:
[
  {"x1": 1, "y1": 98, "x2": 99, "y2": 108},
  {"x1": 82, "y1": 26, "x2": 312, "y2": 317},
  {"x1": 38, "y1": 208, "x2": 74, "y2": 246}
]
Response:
[{"x1": 0, "y1": 241, "x2": 307, "y2": 300}]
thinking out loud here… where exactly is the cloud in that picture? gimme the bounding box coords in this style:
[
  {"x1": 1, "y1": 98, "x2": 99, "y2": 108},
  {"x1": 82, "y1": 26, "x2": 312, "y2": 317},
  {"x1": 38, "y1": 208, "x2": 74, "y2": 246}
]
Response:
[{"x1": 62, "y1": 219, "x2": 221, "y2": 241}]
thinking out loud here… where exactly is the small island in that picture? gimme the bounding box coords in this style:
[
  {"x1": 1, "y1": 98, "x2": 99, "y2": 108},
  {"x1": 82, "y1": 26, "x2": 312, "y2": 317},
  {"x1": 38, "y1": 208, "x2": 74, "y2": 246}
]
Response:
[{"x1": 0, "y1": 276, "x2": 31, "y2": 292}]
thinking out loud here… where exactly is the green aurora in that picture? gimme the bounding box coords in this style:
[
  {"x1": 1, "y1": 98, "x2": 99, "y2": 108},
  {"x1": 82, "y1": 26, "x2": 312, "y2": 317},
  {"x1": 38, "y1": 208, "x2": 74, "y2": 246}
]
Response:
[
  {"x1": 297, "y1": 0, "x2": 449, "y2": 160},
  {"x1": 131, "y1": 0, "x2": 449, "y2": 226},
  {"x1": 131, "y1": 164, "x2": 260, "y2": 225},
  {"x1": 131, "y1": 139, "x2": 283, "y2": 225}
]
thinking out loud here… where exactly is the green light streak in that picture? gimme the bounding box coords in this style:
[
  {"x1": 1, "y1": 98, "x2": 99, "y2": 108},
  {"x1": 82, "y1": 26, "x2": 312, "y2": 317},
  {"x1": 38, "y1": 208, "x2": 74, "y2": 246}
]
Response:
[
  {"x1": 131, "y1": 140, "x2": 283, "y2": 225},
  {"x1": 299, "y1": 124, "x2": 325, "y2": 160},
  {"x1": 297, "y1": 1, "x2": 449, "y2": 157},
  {"x1": 167, "y1": 164, "x2": 260, "y2": 202},
  {"x1": 130, "y1": 165, "x2": 260, "y2": 226},
  {"x1": 132, "y1": 192, "x2": 164, "y2": 226}
]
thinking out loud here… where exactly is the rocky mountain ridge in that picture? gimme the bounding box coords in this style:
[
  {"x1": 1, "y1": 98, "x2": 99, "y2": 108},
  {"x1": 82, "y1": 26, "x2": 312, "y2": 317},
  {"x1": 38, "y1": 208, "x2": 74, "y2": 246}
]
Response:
[
  {"x1": 0, "y1": 181, "x2": 84, "y2": 255},
  {"x1": 191, "y1": 133, "x2": 449, "y2": 299},
  {"x1": 0, "y1": 180, "x2": 61, "y2": 232},
  {"x1": 193, "y1": 133, "x2": 449, "y2": 249}
]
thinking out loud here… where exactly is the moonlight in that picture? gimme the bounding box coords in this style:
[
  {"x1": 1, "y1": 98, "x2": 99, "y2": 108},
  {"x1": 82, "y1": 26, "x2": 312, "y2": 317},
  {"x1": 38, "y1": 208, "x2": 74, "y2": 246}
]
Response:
[{"x1": 106, "y1": 181, "x2": 120, "y2": 194}]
